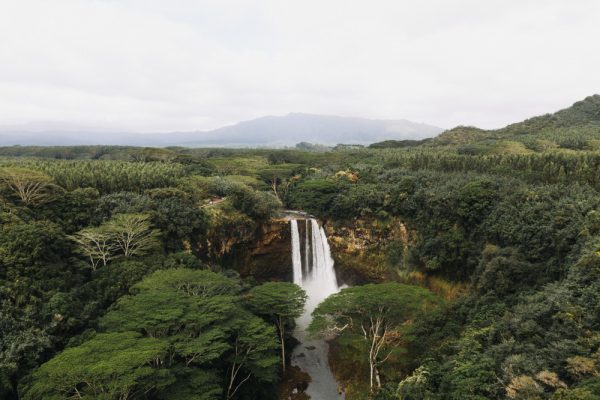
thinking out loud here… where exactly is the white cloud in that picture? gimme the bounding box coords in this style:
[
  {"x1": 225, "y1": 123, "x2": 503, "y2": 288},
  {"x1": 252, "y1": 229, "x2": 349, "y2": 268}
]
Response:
[{"x1": 0, "y1": 0, "x2": 599, "y2": 132}]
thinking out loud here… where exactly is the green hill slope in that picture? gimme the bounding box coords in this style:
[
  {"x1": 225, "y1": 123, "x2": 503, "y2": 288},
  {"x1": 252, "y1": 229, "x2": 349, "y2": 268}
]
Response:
[{"x1": 431, "y1": 94, "x2": 600, "y2": 153}]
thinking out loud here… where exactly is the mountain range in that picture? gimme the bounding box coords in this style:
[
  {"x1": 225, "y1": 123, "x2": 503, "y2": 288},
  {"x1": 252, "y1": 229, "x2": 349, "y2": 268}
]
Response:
[{"x1": 0, "y1": 113, "x2": 444, "y2": 147}]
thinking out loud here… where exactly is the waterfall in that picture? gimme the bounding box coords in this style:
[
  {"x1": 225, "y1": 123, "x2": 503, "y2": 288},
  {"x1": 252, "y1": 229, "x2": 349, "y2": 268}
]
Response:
[
  {"x1": 304, "y1": 219, "x2": 310, "y2": 277},
  {"x1": 290, "y1": 218, "x2": 340, "y2": 328},
  {"x1": 290, "y1": 217, "x2": 344, "y2": 399},
  {"x1": 291, "y1": 219, "x2": 302, "y2": 286}
]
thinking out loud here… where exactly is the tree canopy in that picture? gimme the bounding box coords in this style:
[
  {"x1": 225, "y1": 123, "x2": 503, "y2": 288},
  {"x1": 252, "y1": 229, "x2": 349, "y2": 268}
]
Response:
[
  {"x1": 310, "y1": 283, "x2": 439, "y2": 390},
  {"x1": 247, "y1": 282, "x2": 307, "y2": 372}
]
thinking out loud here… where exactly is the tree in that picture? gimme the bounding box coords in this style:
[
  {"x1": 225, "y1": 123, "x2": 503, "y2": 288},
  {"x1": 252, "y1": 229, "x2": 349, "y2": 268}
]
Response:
[
  {"x1": 98, "y1": 268, "x2": 279, "y2": 399},
  {"x1": 95, "y1": 192, "x2": 154, "y2": 220},
  {"x1": 257, "y1": 164, "x2": 301, "y2": 201},
  {"x1": 132, "y1": 268, "x2": 241, "y2": 297},
  {"x1": 128, "y1": 147, "x2": 177, "y2": 163},
  {"x1": 505, "y1": 375, "x2": 543, "y2": 399},
  {"x1": 145, "y1": 188, "x2": 208, "y2": 252},
  {"x1": 0, "y1": 167, "x2": 54, "y2": 206},
  {"x1": 225, "y1": 314, "x2": 279, "y2": 400},
  {"x1": 69, "y1": 226, "x2": 117, "y2": 270},
  {"x1": 106, "y1": 213, "x2": 161, "y2": 257},
  {"x1": 159, "y1": 369, "x2": 222, "y2": 400},
  {"x1": 229, "y1": 185, "x2": 282, "y2": 220},
  {"x1": 100, "y1": 269, "x2": 241, "y2": 343},
  {"x1": 69, "y1": 213, "x2": 161, "y2": 268},
  {"x1": 287, "y1": 179, "x2": 344, "y2": 217},
  {"x1": 38, "y1": 187, "x2": 100, "y2": 232},
  {"x1": 309, "y1": 283, "x2": 439, "y2": 390},
  {"x1": 23, "y1": 332, "x2": 172, "y2": 400},
  {"x1": 395, "y1": 366, "x2": 434, "y2": 400},
  {"x1": 551, "y1": 388, "x2": 600, "y2": 400},
  {"x1": 247, "y1": 282, "x2": 307, "y2": 372}
]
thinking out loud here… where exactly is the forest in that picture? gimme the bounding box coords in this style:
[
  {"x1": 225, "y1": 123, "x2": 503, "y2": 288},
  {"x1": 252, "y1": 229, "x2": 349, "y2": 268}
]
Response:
[{"x1": 1, "y1": 96, "x2": 600, "y2": 400}]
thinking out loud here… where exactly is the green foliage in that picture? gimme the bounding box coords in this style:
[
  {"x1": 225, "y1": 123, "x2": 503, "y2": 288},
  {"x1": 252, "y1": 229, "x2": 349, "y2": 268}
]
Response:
[
  {"x1": 70, "y1": 213, "x2": 161, "y2": 269},
  {"x1": 310, "y1": 283, "x2": 438, "y2": 335},
  {"x1": 369, "y1": 139, "x2": 431, "y2": 149},
  {"x1": 395, "y1": 366, "x2": 435, "y2": 400},
  {"x1": 310, "y1": 283, "x2": 439, "y2": 390},
  {"x1": 159, "y1": 369, "x2": 222, "y2": 400},
  {"x1": 229, "y1": 184, "x2": 282, "y2": 220},
  {"x1": 96, "y1": 191, "x2": 155, "y2": 219},
  {"x1": 133, "y1": 268, "x2": 241, "y2": 295},
  {"x1": 0, "y1": 158, "x2": 186, "y2": 193},
  {"x1": 4, "y1": 98, "x2": 600, "y2": 400},
  {"x1": 106, "y1": 213, "x2": 161, "y2": 257},
  {"x1": 40, "y1": 187, "x2": 100, "y2": 232},
  {"x1": 0, "y1": 167, "x2": 56, "y2": 206},
  {"x1": 551, "y1": 388, "x2": 600, "y2": 400},
  {"x1": 433, "y1": 95, "x2": 600, "y2": 152},
  {"x1": 286, "y1": 178, "x2": 346, "y2": 217},
  {"x1": 247, "y1": 282, "x2": 307, "y2": 371},
  {"x1": 0, "y1": 152, "x2": 288, "y2": 399},
  {"x1": 25, "y1": 268, "x2": 280, "y2": 400},
  {"x1": 247, "y1": 282, "x2": 307, "y2": 324},
  {"x1": 23, "y1": 332, "x2": 172, "y2": 400},
  {"x1": 256, "y1": 163, "x2": 301, "y2": 200},
  {"x1": 94, "y1": 190, "x2": 207, "y2": 252}
]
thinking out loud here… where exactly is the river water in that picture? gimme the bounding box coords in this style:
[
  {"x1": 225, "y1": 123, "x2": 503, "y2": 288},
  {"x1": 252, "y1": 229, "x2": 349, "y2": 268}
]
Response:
[{"x1": 289, "y1": 219, "x2": 345, "y2": 400}]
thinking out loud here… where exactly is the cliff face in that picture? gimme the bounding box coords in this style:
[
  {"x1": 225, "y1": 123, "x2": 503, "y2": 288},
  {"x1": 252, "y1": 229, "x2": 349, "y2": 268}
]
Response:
[
  {"x1": 202, "y1": 214, "x2": 416, "y2": 285},
  {"x1": 326, "y1": 217, "x2": 417, "y2": 283},
  {"x1": 219, "y1": 218, "x2": 293, "y2": 282}
]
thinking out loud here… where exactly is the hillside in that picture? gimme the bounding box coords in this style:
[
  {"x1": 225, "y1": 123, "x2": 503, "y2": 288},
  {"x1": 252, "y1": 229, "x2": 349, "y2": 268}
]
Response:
[{"x1": 431, "y1": 94, "x2": 600, "y2": 153}]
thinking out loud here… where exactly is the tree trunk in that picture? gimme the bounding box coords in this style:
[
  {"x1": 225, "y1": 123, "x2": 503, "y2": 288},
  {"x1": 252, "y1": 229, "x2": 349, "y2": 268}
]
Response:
[
  {"x1": 279, "y1": 317, "x2": 286, "y2": 373},
  {"x1": 375, "y1": 366, "x2": 382, "y2": 388},
  {"x1": 369, "y1": 358, "x2": 375, "y2": 390},
  {"x1": 271, "y1": 178, "x2": 280, "y2": 201}
]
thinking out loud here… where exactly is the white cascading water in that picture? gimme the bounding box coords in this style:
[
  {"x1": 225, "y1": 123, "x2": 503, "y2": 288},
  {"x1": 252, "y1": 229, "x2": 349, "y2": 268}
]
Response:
[
  {"x1": 291, "y1": 219, "x2": 303, "y2": 286},
  {"x1": 290, "y1": 218, "x2": 344, "y2": 399}
]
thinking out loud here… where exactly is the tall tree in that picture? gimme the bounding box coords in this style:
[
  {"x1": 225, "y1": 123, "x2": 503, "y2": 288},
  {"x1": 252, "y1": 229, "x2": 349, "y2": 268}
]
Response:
[
  {"x1": 23, "y1": 332, "x2": 172, "y2": 400},
  {"x1": 309, "y1": 283, "x2": 439, "y2": 390},
  {"x1": 225, "y1": 314, "x2": 279, "y2": 400},
  {"x1": 247, "y1": 282, "x2": 307, "y2": 372},
  {"x1": 106, "y1": 213, "x2": 160, "y2": 257},
  {"x1": 69, "y1": 227, "x2": 116, "y2": 270},
  {"x1": 257, "y1": 164, "x2": 300, "y2": 201},
  {"x1": 0, "y1": 167, "x2": 54, "y2": 206}
]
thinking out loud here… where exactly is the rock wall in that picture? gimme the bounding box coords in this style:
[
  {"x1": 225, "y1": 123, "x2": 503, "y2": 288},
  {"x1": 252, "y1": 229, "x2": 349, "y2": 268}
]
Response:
[
  {"x1": 326, "y1": 217, "x2": 417, "y2": 283},
  {"x1": 219, "y1": 218, "x2": 294, "y2": 281}
]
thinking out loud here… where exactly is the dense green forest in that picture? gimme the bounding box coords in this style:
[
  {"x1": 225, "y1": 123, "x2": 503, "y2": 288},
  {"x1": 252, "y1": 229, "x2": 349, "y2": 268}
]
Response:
[{"x1": 1, "y1": 96, "x2": 600, "y2": 399}]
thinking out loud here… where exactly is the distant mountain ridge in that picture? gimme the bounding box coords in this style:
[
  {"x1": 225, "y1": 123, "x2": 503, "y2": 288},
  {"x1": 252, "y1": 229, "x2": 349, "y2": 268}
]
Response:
[{"x1": 0, "y1": 113, "x2": 443, "y2": 147}]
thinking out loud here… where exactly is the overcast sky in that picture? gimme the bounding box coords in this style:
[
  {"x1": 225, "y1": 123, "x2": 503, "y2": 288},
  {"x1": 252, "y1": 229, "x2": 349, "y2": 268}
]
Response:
[{"x1": 1, "y1": 0, "x2": 599, "y2": 132}]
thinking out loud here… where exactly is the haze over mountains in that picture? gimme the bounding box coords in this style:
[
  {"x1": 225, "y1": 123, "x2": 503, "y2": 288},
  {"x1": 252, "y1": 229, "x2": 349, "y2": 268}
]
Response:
[{"x1": 0, "y1": 113, "x2": 443, "y2": 147}]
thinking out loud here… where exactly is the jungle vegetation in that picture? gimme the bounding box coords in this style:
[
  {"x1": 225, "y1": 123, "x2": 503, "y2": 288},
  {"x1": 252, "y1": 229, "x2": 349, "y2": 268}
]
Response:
[{"x1": 1, "y1": 95, "x2": 600, "y2": 399}]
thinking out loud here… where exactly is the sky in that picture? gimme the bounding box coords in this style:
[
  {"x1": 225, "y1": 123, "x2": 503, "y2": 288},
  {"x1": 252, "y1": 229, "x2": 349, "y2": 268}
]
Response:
[{"x1": 0, "y1": 0, "x2": 599, "y2": 133}]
